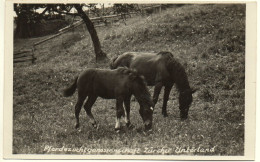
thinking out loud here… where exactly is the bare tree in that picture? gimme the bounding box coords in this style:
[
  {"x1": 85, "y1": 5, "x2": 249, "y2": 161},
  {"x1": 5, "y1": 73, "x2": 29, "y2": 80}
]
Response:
[{"x1": 14, "y1": 3, "x2": 108, "y2": 62}]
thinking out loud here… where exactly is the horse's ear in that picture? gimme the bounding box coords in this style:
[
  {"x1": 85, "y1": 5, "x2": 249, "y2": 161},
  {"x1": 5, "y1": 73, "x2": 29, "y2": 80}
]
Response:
[
  {"x1": 191, "y1": 88, "x2": 198, "y2": 94},
  {"x1": 110, "y1": 56, "x2": 118, "y2": 69},
  {"x1": 109, "y1": 62, "x2": 114, "y2": 69},
  {"x1": 129, "y1": 73, "x2": 136, "y2": 81}
]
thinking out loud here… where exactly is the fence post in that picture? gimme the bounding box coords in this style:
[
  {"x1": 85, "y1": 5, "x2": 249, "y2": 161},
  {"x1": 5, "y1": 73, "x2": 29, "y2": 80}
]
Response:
[{"x1": 32, "y1": 46, "x2": 36, "y2": 64}]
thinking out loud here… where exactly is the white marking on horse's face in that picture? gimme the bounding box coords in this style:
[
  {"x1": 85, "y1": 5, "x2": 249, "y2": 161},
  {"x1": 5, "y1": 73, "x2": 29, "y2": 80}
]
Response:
[{"x1": 150, "y1": 107, "x2": 154, "y2": 111}]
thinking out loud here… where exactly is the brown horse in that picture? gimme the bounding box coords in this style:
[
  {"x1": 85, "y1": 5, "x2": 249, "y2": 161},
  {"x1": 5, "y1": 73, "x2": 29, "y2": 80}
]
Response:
[
  {"x1": 63, "y1": 67, "x2": 154, "y2": 131},
  {"x1": 110, "y1": 51, "x2": 196, "y2": 120}
]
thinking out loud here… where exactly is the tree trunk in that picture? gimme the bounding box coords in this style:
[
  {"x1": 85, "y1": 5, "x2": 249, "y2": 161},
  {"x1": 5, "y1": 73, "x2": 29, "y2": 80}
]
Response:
[{"x1": 74, "y1": 5, "x2": 107, "y2": 62}]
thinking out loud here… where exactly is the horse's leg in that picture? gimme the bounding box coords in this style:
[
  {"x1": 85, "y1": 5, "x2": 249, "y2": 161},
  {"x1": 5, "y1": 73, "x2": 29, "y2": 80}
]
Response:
[
  {"x1": 153, "y1": 82, "x2": 163, "y2": 106},
  {"x1": 115, "y1": 98, "x2": 124, "y2": 132},
  {"x1": 124, "y1": 95, "x2": 133, "y2": 128},
  {"x1": 83, "y1": 95, "x2": 98, "y2": 129},
  {"x1": 162, "y1": 83, "x2": 173, "y2": 117},
  {"x1": 75, "y1": 92, "x2": 87, "y2": 129}
]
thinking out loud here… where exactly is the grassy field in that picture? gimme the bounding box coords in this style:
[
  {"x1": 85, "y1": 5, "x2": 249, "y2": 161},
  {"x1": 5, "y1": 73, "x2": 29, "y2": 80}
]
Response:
[{"x1": 13, "y1": 4, "x2": 245, "y2": 155}]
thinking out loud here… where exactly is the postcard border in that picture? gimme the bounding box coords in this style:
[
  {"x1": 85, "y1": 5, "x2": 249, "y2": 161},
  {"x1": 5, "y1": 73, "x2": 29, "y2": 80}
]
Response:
[{"x1": 3, "y1": 0, "x2": 257, "y2": 160}]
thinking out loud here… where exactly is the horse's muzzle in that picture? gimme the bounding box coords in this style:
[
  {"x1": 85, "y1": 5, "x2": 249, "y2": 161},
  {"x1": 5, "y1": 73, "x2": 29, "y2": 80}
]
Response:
[{"x1": 145, "y1": 123, "x2": 152, "y2": 131}]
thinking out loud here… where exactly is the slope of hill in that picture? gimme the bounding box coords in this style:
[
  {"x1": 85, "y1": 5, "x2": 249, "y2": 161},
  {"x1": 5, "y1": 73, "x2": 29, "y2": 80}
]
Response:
[{"x1": 13, "y1": 4, "x2": 245, "y2": 155}]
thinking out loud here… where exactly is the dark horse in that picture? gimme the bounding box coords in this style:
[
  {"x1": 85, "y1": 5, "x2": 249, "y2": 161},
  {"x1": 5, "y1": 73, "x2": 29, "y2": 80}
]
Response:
[
  {"x1": 110, "y1": 51, "x2": 196, "y2": 120},
  {"x1": 63, "y1": 67, "x2": 154, "y2": 131}
]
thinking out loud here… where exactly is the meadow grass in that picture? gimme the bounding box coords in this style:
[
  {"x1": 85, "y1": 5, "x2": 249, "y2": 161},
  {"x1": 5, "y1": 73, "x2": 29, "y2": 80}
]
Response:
[{"x1": 13, "y1": 4, "x2": 245, "y2": 155}]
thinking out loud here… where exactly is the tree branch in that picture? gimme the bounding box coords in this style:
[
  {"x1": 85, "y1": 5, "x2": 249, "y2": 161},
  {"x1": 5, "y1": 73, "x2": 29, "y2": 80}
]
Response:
[
  {"x1": 52, "y1": 8, "x2": 80, "y2": 16},
  {"x1": 40, "y1": 6, "x2": 50, "y2": 15}
]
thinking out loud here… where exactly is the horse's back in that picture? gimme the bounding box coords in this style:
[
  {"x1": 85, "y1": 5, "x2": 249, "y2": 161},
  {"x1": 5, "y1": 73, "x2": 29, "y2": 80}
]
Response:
[
  {"x1": 111, "y1": 52, "x2": 136, "y2": 69},
  {"x1": 111, "y1": 52, "x2": 157, "y2": 69},
  {"x1": 78, "y1": 68, "x2": 130, "y2": 99},
  {"x1": 78, "y1": 69, "x2": 96, "y2": 85},
  {"x1": 125, "y1": 52, "x2": 172, "y2": 85},
  {"x1": 114, "y1": 51, "x2": 173, "y2": 67}
]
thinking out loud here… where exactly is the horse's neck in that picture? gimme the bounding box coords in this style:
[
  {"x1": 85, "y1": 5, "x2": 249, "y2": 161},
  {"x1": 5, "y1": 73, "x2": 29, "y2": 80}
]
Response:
[
  {"x1": 176, "y1": 79, "x2": 191, "y2": 93},
  {"x1": 168, "y1": 60, "x2": 191, "y2": 92},
  {"x1": 133, "y1": 91, "x2": 150, "y2": 106},
  {"x1": 134, "y1": 93, "x2": 145, "y2": 103}
]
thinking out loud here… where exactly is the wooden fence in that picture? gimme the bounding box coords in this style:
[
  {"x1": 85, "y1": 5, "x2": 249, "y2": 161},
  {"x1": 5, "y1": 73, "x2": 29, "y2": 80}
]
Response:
[
  {"x1": 14, "y1": 5, "x2": 163, "y2": 64},
  {"x1": 14, "y1": 48, "x2": 36, "y2": 64},
  {"x1": 141, "y1": 5, "x2": 162, "y2": 15},
  {"x1": 34, "y1": 13, "x2": 130, "y2": 47}
]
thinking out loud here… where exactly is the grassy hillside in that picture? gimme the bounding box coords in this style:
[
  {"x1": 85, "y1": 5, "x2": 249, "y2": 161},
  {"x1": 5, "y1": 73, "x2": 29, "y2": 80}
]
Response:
[{"x1": 13, "y1": 4, "x2": 245, "y2": 155}]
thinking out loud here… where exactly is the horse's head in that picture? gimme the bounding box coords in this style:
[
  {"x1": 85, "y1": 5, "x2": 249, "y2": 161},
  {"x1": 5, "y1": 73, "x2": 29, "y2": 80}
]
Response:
[
  {"x1": 139, "y1": 105, "x2": 153, "y2": 131},
  {"x1": 109, "y1": 56, "x2": 119, "y2": 69},
  {"x1": 128, "y1": 69, "x2": 154, "y2": 130},
  {"x1": 179, "y1": 88, "x2": 197, "y2": 120}
]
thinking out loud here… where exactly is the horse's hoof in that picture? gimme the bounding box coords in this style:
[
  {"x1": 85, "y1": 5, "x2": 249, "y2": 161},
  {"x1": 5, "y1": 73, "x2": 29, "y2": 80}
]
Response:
[
  {"x1": 129, "y1": 124, "x2": 135, "y2": 129},
  {"x1": 75, "y1": 123, "x2": 80, "y2": 129},
  {"x1": 77, "y1": 128, "x2": 82, "y2": 133},
  {"x1": 115, "y1": 128, "x2": 121, "y2": 133},
  {"x1": 143, "y1": 130, "x2": 152, "y2": 136},
  {"x1": 127, "y1": 123, "x2": 135, "y2": 129},
  {"x1": 92, "y1": 123, "x2": 98, "y2": 129},
  {"x1": 145, "y1": 129, "x2": 153, "y2": 133},
  {"x1": 162, "y1": 112, "x2": 168, "y2": 117}
]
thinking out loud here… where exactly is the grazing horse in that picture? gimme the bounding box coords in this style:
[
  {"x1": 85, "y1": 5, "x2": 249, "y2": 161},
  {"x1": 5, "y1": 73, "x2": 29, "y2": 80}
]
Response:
[
  {"x1": 63, "y1": 67, "x2": 154, "y2": 131},
  {"x1": 110, "y1": 51, "x2": 196, "y2": 120}
]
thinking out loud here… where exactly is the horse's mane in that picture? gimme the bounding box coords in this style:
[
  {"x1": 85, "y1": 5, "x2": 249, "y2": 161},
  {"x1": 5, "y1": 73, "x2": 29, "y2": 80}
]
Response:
[
  {"x1": 157, "y1": 51, "x2": 174, "y2": 58},
  {"x1": 117, "y1": 67, "x2": 145, "y2": 82},
  {"x1": 117, "y1": 67, "x2": 152, "y2": 106}
]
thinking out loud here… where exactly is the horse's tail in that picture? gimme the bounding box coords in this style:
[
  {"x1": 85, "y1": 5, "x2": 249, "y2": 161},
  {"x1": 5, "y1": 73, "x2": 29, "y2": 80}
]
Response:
[
  {"x1": 110, "y1": 55, "x2": 119, "y2": 69},
  {"x1": 63, "y1": 77, "x2": 78, "y2": 97}
]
